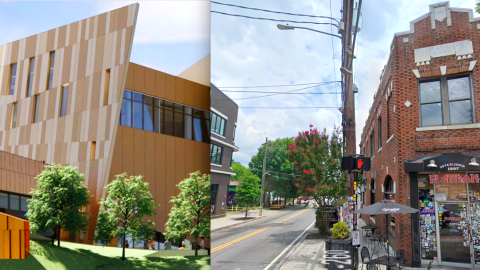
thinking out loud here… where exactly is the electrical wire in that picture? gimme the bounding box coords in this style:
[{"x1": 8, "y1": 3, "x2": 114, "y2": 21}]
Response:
[
  {"x1": 238, "y1": 106, "x2": 338, "y2": 109},
  {"x1": 218, "y1": 82, "x2": 333, "y2": 88},
  {"x1": 211, "y1": 1, "x2": 341, "y2": 23},
  {"x1": 220, "y1": 90, "x2": 341, "y2": 94},
  {"x1": 329, "y1": 0, "x2": 340, "y2": 126},
  {"x1": 211, "y1": 11, "x2": 337, "y2": 27},
  {"x1": 213, "y1": 82, "x2": 338, "y2": 101}
]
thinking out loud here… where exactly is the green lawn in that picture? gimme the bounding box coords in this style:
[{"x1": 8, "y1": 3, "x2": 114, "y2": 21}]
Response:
[{"x1": 0, "y1": 240, "x2": 210, "y2": 270}]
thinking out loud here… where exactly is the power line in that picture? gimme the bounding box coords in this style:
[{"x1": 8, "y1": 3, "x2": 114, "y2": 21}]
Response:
[
  {"x1": 220, "y1": 90, "x2": 341, "y2": 94},
  {"x1": 214, "y1": 82, "x2": 338, "y2": 101},
  {"x1": 211, "y1": 1, "x2": 341, "y2": 23},
  {"x1": 218, "y1": 82, "x2": 332, "y2": 88},
  {"x1": 211, "y1": 11, "x2": 337, "y2": 27},
  {"x1": 238, "y1": 106, "x2": 338, "y2": 109}
]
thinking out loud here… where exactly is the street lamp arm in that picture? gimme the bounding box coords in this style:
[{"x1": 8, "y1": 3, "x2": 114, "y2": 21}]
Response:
[{"x1": 277, "y1": 24, "x2": 341, "y2": 39}]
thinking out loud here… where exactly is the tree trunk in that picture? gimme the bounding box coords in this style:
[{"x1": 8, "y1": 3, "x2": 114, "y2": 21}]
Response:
[
  {"x1": 122, "y1": 230, "x2": 126, "y2": 261},
  {"x1": 51, "y1": 231, "x2": 55, "y2": 246},
  {"x1": 57, "y1": 227, "x2": 60, "y2": 247},
  {"x1": 194, "y1": 234, "x2": 198, "y2": 256},
  {"x1": 245, "y1": 209, "x2": 248, "y2": 218}
]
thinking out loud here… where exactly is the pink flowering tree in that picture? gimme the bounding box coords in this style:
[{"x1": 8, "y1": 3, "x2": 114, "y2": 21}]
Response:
[{"x1": 288, "y1": 125, "x2": 346, "y2": 235}]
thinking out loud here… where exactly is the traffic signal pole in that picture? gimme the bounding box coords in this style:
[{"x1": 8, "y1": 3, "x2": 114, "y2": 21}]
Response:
[{"x1": 260, "y1": 137, "x2": 268, "y2": 217}]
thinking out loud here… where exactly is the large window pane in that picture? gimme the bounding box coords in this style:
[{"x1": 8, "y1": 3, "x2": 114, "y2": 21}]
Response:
[
  {"x1": 10, "y1": 195, "x2": 19, "y2": 211},
  {"x1": 143, "y1": 95, "x2": 153, "y2": 105},
  {"x1": 47, "y1": 51, "x2": 55, "y2": 90},
  {"x1": 215, "y1": 115, "x2": 222, "y2": 134},
  {"x1": 33, "y1": 95, "x2": 40, "y2": 123},
  {"x1": 420, "y1": 81, "x2": 441, "y2": 103},
  {"x1": 211, "y1": 113, "x2": 217, "y2": 132},
  {"x1": 174, "y1": 111, "x2": 184, "y2": 137},
  {"x1": 219, "y1": 118, "x2": 225, "y2": 136},
  {"x1": 12, "y1": 103, "x2": 18, "y2": 129},
  {"x1": 448, "y1": 77, "x2": 470, "y2": 100},
  {"x1": 154, "y1": 106, "x2": 162, "y2": 133},
  {"x1": 0, "y1": 193, "x2": 7, "y2": 212},
  {"x1": 132, "y1": 101, "x2": 143, "y2": 129},
  {"x1": 9, "y1": 64, "x2": 17, "y2": 95},
  {"x1": 164, "y1": 109, "x2": 174, "y2": 136},
  {"x1": 27, "y1": 58, "x2": 35, "y2": 97},
  {"x1": 120, "y1": 99, "x2": 132, "y2": 127},
  {"x1": 144, "y1": 104, "x2": 154, "y2": 132},
  {"x1": 123, "y1": 90, "x2": 132, "y2": 99},
  {"x1": 449, "y1": 100, "x2": 472, "y2": 124},
  {"x1": 60, "y1": 85, "x2": 69, "y2": 117},
  {"x1": 132, "y1": 92, "x2": 143, "y2": 102},
  {"x1": 194, "y1": 118, "x2": 203, "y2": 142},
  {"x1": 421, "y1": 103, "x2": 442, "y2": 126},
  {"x1": 20, "y1": 197, "x2": 28, "y2": 212},
  {"x1": 184, "y1": 114, "x2": 192, "y2": 140}
]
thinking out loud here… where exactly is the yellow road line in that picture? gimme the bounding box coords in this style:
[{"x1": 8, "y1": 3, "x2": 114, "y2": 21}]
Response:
[
  {"x1": 277, "y1": 206, "x2": 314, "y2": 223},
  {"x1": 211, "y1": 227, "x2": 270, "y2": 253}
]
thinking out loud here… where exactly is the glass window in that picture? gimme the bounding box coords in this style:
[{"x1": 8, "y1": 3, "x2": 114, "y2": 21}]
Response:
[
  {"x1": 26, "y1": 58, "x2": 35, "y2": 97},
  {"x1": 47, "y1": 51, "x2": 55, "y2": 90},
  {"x1": 0, "y1": 193, "x2": 7, "y2": 212},
  {"x1": 120, "y1": 99, "x2": 132, "y2": 127},
  {"x1": 370, "y1": 180, "x2": 375, "y2": 205},
  {"x1": 132, "y1": 101, "x2": 143, "y2": 129},
  {"x1": 193, "y1": 118, "x2": 203, "y2": 142},
  {"x1": 215, "y1": 115, "x2": 222, "y2": 134},
  {"x1": 370, "y1": 132, "x2": 374, "y2": 156},
  {"x1": 11, "y1": 102, "x2": 18, "y2": 129},
  {"x1": 144, "y1": 104, "x2": 154, "y2": 132},
  {"x1": 378, "y1": 117, "x2": 382, "y2": 149},
  {"x1": 9, "y1": 63, "x2": 17, "y2": 95},
  {"x1": 132, "y1": 92, "x2": 143, "y2": 102},
  {"x1": 419, "y1": 76, "x2": 474, "y2": 126},
  {"x1": 211, "y1": 113, "x2": 217, "y2": 132},
  {"x1": 233, "y1": 125, "x2": 236, "y2": 141},
  {"x1": 164, "y1": 105, "x2": 174, "y2": 136},
  {"x1": 59, "y1": 85, "x2": 69, "y2": 117},
  {"x1": 33, "y1": 95, "x2": 40, "y2": 123},
  {"x1": 20, "y1": 196, "x2": 28, "y2": 212},
  {"x1": 123, "y1": 90, "x2": 132, "y2": 100},
  {"x1": 219, "y1": 118, "x2": 225, "y2": 136},
  {"x1": 434, "y1": 173, "x2": 468, "y2": 201},
  {"x1": 184, "y1": 113, "x2": 192, "y2": 140},
  {"x1": 210, "y1": 144, "x2": 223, "y2": 165},
  {"x1": 154, "y1": 106, "x2": 162, "y2": 133},
  {"x1": 9, "y1": 195, "x2": 19, "y2": 211},
  {"x1": 143, "y1": 95, "x2": 153, "y2": 105},
  {"x1": 174, "y1": 111, "x2": 184, "y2": 138}
]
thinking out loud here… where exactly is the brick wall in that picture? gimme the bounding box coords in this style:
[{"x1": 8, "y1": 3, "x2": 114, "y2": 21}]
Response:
[{"x1": 359, "y1": 3, "x2": 480, "y2": 265}]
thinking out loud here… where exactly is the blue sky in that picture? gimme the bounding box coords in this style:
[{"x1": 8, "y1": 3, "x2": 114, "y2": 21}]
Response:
[
  {"x1": 0, "y1": 1, "x2": 210, "y2": 76},
  {"x1": 211, "y1": 0, "x2": 477, "y2": 166}
]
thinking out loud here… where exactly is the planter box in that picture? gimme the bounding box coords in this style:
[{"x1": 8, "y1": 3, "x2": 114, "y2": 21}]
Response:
[{"x1": 325, "y1": 237, "x2": 354, "y2": 270}]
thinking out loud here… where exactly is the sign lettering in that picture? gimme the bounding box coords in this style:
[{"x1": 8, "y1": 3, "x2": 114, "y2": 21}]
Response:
[{"x1": 429, "y1": 174, "x2": 480, "y2": 184}]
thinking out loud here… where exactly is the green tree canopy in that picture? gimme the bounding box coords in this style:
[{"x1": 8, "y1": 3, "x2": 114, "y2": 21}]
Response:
[
  {"x1": 26, "y1": 164, "x2": 91, "y2": 247},
  {"x1": 95, "y1": 173, "x2": 157, "y2": 261},
  {"x1": 288, "y1": 125, "x2": 346, "y2": 235},
  {"x1": 248, "y1": 137, "x2": 296, "y2": 204},
  {"x1": 165, "y1": 171, "x2": 210, "y2": 256},
  {"x1": 235, "y1": 164, "x2": 262, "y2": 218}
]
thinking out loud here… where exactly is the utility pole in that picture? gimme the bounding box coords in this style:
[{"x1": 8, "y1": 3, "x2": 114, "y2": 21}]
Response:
[{"x1": 260, "y1": 137, "x2": 268, "y2": 216}]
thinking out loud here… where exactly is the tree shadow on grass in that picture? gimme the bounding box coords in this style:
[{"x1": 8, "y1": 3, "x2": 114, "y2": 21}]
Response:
[{"x1": 1, "y1": 240, "x2": 209, "y2": 270}]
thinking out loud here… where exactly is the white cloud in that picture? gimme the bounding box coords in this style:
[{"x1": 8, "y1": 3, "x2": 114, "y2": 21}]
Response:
[{"x1": 96, "y1": 1, "x2": 210, "y2": 44}]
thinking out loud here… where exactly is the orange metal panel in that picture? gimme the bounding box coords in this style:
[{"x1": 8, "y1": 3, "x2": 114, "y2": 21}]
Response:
[
  {"x1": 144, "y1": 67, "x2": 155, "y2": 96},
  {"x1": 133, "y1": 129, "x2": 145, "y2": 176},
  {"x1": 20, "y1": 229, "x2": 25, "y2": 259},
  {"x1": 155, "y1": 135, "x2": 166, "y2": 231},
  {"x1": 25, "y1": 35, "x2": 37, "y2": 59},
  {"x1": 97, "y1": 13, "x2": 107, "y2": 38},
  {"x1": 57, "y1": 25, "x2": 67, "y2": 49},
  {"x1": 94, "y1": 35, "x2": 105, "y2": 74},
  {"x1": 185, "y1": 81, "x2": 195, "y2": 107},
  {"x1": 10, "y1": 40, "x2": 19, "y2": 64},
  {"x1": 46, "y1": 29, "x2": 56, "y2": 52},
  {"x1": 175, "y1": 77, "x2": 186, "y2": 104},
  {"x1": 0, "y1": 229, "x2": 3, "y2": 259},
  {"x1": 155, "y1": 71, "x2": 166, "y2": 99},
  {"x1": 69, "y1": 22, "x2": 79, "y2": 46},
  {"x1": 10, "y1": 230, "x2": 19, "y2": 259},
  {"x1": 165, "y1": 74, "x2": 175, "y2": 101},
  {"x1": 0, "y1": 215, "x2": 6, "y2": 230},
  {"x1": 133, "y1": 63, "x2": 145, "y2": 93},
  {"x1": 122, "y1": 127, "x2": 134, "y2": 175},
  {"x1": 3, "y1": 230, "x2": 10, "y2": 259},
  {"x1": 125, "y1": 64, "x2": 134, "y2": 90}
]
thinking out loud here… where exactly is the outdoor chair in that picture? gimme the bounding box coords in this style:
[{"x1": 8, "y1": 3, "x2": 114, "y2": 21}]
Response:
[
  {"x1": 392, "y1": 249, "x2": 406, "y2": 270},
  {"x1": 361, "y1": 246, "x2": 375, "y2": 270}
]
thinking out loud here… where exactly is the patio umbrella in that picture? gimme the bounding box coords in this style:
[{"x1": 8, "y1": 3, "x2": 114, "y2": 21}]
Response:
[{"x1": 353, "y1": 200, "x2": 419, "y2": 269}]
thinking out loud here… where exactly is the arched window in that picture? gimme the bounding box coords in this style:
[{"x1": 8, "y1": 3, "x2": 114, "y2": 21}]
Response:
[
  {"x1": 384, "y1": 175, "x2": 395, "y2": 201},
  {"x1": 370, "y1": 179, "x2": 375, "y2": 205}
]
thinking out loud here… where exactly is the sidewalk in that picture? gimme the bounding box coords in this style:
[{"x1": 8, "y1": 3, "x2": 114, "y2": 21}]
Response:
[
  {"x1": 277, "y1": 218, "x2": 465, "y2": 270},
  {"x1": 211, "y1": 204, "x2": 303, "y2": 232}
]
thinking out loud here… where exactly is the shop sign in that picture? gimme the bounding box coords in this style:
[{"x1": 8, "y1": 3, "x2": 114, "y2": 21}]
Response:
[
  {"x1": 438, "y1": 162, "x2": 465, "y2": 171},
  {"x1": 429, "y1": 173, "x2": 480, "y2": 184}
]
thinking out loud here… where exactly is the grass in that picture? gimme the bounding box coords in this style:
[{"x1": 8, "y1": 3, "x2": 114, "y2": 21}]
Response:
[{"x1": 0, "y1": 240, "x2": 210, "y2": 270}]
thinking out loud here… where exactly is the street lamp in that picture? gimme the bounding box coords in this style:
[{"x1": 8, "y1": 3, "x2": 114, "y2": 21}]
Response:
[{"x1": 277, "y1": 24, "x2": 342, "y2": 39}]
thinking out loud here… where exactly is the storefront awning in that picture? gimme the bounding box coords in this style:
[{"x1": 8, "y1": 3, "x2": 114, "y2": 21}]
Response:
[{"x1": 404, "y1": 152, "x2": 480, "y2": 172}]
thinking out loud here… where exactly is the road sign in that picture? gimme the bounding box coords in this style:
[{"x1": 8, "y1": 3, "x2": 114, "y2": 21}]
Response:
[
  {"x1": 342, "y1": 156, "x2": 355, "y2": 171},
  {"x1": 355, "y1": 157, "x2": 371, "y2": 171}
]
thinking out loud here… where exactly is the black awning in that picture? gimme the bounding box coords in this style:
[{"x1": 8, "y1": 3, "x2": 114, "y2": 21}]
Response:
[{"x1": 404, "y1": 152, "x2": 480, "y2": 172}]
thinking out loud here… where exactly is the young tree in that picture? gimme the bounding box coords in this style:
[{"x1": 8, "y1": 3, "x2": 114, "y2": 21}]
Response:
[
  {"x1": 235, "y1": 166, "x2": 262, "y2": 218},
  {"x1": 288, "y1": 125, "x2": 347, "y2": 235},
  {"x1": 133, "y1": 221, "x2": 155, "y2": 249},
  {"x1": 96, "y1": 173, "x2": 157, "y2": 261},
  {"x1": 165, "y1": 171, "x2": 210, "y2": 256},
  {"x1": 249, "y1": 138, "x2": 296, "y2": 206},
  {"x1": 26, "y1": 164, "x2": 91, "y2": 247},
  {"x1": 93, "y1": 208, "x2": 116, "y2": 246}
]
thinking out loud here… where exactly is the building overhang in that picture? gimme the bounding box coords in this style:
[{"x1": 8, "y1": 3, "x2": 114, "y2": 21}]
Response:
[
  {"x1": 211, "y1": 169, "x2": 236, "y2": 176},
  {"x1": 404, "y1": 152, "x2": 480, "y2": 172},
  {"x1": 211, "y1": 137, "x2": 239, "y2": 152}
]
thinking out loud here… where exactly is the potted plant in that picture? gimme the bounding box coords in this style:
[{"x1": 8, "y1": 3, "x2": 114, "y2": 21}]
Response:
[{"x1": 329, "y1": 221, "x2": 352, "y2": 251}]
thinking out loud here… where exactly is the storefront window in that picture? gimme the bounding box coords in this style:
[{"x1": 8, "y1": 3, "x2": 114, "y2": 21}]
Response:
[
  {"x1": 418, "y1": 175, "x2": 437, "y2": 260},
  {"x1": 434, "y1": 173, "x2": 468, "y2": 201}
]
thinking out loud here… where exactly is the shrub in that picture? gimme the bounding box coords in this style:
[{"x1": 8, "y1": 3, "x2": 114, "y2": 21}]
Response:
[
  {"x1": 315, "y1": 209, "x2": 329, "y2": 235},
  {"x1": 332, "y1": 222, "x2": 350, "y2": 239}
]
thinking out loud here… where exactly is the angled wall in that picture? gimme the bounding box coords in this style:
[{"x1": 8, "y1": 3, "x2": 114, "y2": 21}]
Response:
[{"x1": 0, "y1": 4, "x2": 138, "y2": 242}]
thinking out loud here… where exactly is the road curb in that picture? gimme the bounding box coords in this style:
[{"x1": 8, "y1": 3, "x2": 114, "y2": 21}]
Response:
[{"x1": 211, "y1": 206, "x2": 303, "y2": 233}]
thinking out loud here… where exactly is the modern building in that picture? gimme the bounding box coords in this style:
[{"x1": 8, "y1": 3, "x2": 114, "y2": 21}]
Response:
[
  {"x1": 0, "y1": 4, "x2": 211, "y2": 244},
  {"x1": 210, "y1": 84, "x2": 239, "y2": 218},
  {"x1": 359, "y1": 2, "x2": 480, "y2": 268}
]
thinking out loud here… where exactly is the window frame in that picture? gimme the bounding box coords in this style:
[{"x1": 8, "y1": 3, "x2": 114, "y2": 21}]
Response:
[
  {"x1": 26, "y1": 57, "x2": 35, "y2": 97},
  {"x1": 10, "y1": 102, "x2": 18, "y2": 129},
  {"x1": 46, "y1": 51, "x2": 55, "y2": 91},
  {"x1": 210, "y1": 112, "x2": 226, "y2": 136},
  {"x1": 210, "y1": 144, "x2": 223, "y2": 165},
  {"x1": 32, "y1": 94, "x2": 40, "y2": 123},
  {"x1": 59, "y1": 84, "x2": 69, "y2": 117},
  {"x1": 378, "y1": 117, "x2": 382, "y2": 149},
  {"x1": 418, "y1": 73, "x2": 475, "y2": 127},
  {"x1": 370, "y1": 131, "x2": 375, "y2": 157},
  {"x1": 8, "y1": 63, "x2": 17, "y2": 95}
]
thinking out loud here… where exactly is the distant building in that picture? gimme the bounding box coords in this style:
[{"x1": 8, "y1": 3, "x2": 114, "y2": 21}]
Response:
[
  {"x1": 210, "y1": 84, "x2": 239, "y2": 218},
  {"x1": 359, "y1": 2, "x2": 480, "y2": 268}
]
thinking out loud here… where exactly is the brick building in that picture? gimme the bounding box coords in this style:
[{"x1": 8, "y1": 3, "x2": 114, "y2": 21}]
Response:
[{"x1": 359, "y1": 2, "x2": 480, "y2": 268}]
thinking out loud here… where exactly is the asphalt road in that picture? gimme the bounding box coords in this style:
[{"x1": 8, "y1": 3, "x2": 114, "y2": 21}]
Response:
[{"x1": 211, "y1": 205, "x2": 316, "y2": 270}]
